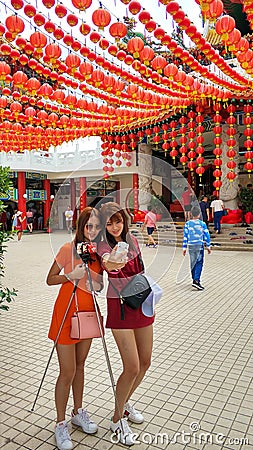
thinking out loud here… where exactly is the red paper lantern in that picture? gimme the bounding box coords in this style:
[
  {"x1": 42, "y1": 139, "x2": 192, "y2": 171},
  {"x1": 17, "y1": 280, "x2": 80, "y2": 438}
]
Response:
[
  {"x1": 33, "y1": 14, "x2": 45, "y2": 26},
  {"x1": 67, "y1": 14, "x2": 79, "y2": 27},
  {"x1": 5, "y1": 15, "x2": 25, "y2": 35},
  {"x1": 42, "y1": 0, "x2": 55, "y2": 7},
  {"x1": 109, "y1": 22, "x2": 127, "y2": 41},
  {"x1": 55, "y1": 4, "x2": 67, "y2": 18},
  {"x1": 80, "y1": 22, "x2": 91, "y2": 35},
  {"x1": 24, "y1": 4, "x2": 36, "y2": 17},
  {"x1": 215, "y1": 15, "x2": 235, "y2": 40},
  {"x1": 129, "y1": 1, "x2": 141, "y2": 14},
  {"x1": 127, "y1": 37, "x2": 144, "y2": 58},
  {"x1": 72, "y1": 0, "x2": 92, "y2": 10},
  {"x1": 92, "y1": 8, "x2": 111, "y2": 31}
]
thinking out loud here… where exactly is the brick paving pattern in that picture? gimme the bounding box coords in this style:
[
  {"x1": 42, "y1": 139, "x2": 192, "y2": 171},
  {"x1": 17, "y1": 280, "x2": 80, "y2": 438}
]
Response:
[{"x1": 0, "y1": 232, "x2": 252, "y2": 450}]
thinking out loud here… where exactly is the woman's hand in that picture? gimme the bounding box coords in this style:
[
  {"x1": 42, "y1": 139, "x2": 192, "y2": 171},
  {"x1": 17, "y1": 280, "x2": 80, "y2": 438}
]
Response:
[
  {"x1": 68, "y1": 264, "x2": 85, "y2": 280},
  {"x1": 103, "y1": 246, "x2": 128, "y2": 272}
]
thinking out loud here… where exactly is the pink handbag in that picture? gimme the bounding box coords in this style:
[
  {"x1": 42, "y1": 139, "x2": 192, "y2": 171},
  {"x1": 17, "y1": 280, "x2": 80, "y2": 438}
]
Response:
[{"x1": 70, "y1": 294, "x2": 104, "y2": 340}]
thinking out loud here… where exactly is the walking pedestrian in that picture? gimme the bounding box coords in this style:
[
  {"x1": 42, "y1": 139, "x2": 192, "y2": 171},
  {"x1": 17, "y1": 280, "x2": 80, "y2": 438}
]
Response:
[
  {"x1": 210, "y1": 196, "x2": 224, "y2": 234},
  {"x1": 26, "y1": 208, "x2": 34, "y2": 233},
  {"x1": 47, "y1": 207, "x2": 103, "y2": 450},
  {"x1": 199, "y1": 196, "x2": 210, "y2": 228},
  {"x1": 98, "y1": 202, "x2": 155, "y2": 446},
  {"x1": 182, "y1": 205, "x2": 211, "y2": 290},
  {"x1": 65, "y1": 206, "x2": 74, "y2": 233},
  {"x1": 12, "y1": 210, "x2": 25, "y2": 241},
  {"x1": 141, "y1": 205, "x2": 157, "y2": 247}
]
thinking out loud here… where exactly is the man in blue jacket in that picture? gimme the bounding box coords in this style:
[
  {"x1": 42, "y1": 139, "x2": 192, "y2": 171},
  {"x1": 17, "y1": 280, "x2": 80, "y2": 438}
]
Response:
[{"x1": 182, "y1": 205, "x2": 211, "y2": 290}]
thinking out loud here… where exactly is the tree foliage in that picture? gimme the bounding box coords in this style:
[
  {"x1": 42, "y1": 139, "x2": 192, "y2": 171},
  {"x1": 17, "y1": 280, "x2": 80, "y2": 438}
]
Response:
[{"x1": 0, "y1": 166, "x2": 17, "y2": 313}]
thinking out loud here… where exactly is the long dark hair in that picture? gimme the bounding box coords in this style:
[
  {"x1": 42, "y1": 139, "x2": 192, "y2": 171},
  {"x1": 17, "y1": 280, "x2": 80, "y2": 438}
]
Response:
[
  {"x1": 73, "y1": 207, "x2": 101, "y2": 249},
  {"x1": 100, "y1": 202, "x2": 134, "y2": 250}
]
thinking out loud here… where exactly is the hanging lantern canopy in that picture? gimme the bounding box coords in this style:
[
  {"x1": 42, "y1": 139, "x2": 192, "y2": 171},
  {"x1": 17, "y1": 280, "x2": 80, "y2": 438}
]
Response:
[
  {"x1": 92, "y1": 8, "x2": 111, "y2": 31},
  {"x1": 212, "y1": 103, "x2": 223, "y2": 191}
]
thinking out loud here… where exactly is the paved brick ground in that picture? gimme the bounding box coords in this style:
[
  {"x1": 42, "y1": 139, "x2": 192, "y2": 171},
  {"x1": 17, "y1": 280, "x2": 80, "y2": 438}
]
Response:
[{"x1": 0, "y1": 232, "x2": 252, "y2": 450}]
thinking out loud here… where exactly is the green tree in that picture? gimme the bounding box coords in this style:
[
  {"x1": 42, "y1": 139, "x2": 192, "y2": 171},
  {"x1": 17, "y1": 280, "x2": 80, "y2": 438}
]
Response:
[{"x1": 0, "y1": 167, "x2": 17, "y2": 312}]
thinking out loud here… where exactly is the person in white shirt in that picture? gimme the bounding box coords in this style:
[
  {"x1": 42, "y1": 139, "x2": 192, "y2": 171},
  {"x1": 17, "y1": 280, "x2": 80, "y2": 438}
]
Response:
[
  {"x1": 210, "y1": 197, "x2": 224, "y2": 234},
  {"x1": 65, "y1": 206, "x2": 74, "y2": 233}
]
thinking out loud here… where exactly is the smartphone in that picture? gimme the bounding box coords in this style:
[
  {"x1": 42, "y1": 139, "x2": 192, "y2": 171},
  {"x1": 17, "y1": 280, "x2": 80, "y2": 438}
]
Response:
[{"x1": 116, "y1": 241, "x2": 129, "y2": 255}]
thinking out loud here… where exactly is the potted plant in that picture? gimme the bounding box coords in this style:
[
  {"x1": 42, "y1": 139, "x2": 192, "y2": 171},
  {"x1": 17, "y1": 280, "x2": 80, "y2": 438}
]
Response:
[{"x1": 239, "y1": 187, "x2": 253, "y2": 224}]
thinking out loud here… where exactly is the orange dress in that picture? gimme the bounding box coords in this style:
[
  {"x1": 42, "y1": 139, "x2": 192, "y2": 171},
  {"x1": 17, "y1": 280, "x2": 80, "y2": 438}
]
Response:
[{"x1": 48, "y1": 242, "x2": 103, "y2": 345}]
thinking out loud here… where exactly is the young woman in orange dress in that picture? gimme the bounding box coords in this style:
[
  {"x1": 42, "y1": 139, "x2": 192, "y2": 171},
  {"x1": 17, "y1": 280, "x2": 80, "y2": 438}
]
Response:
[{"x1": 47, "y1": 207, "x2": 103, "y2": 450}]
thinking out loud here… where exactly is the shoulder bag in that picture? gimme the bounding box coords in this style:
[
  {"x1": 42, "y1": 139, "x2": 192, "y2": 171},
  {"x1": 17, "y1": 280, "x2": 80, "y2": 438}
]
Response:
[
  {"x1": 70, "y1": 293, "x2": 104, "y2": 340},
  {"x1": 110, "y1": 250, "x2": 151, "y2": 320}
]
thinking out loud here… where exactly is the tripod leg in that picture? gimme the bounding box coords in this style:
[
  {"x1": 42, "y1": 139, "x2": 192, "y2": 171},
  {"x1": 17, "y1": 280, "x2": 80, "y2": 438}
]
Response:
[
  {"x1": 31, "y1": 282, "x2": 78, "y2": 412},
  {"x1": 85, "y1": 263, "x2": 123, "y2": 424}
]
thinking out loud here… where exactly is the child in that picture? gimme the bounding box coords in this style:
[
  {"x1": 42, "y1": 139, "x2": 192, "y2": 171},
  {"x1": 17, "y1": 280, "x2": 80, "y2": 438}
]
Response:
[{"x1": 182, "y1": 205, "x2": 211, "y2": 290}]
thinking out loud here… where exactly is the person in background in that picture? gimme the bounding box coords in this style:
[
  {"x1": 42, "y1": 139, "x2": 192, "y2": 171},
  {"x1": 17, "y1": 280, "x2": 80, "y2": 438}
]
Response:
[
  {"x1": 26, "y1": 208, "x2": 34, "y2": 233},
  {"x1": 37, "y1": 212, "x2": 44, "y2": 230},
  {"x1": 199, "y1": 196, "x2": 210, "y2": 228},
  {"x1": 141, "y1": 205, "x2": 157, "y2": 247},
  {"x1": 65, "y1": 206, "x2": 74, "y2": 233},
  {"x1": 183, "y1": 205, "x2": 211, "y2": 291},
  {"x1": 47, "y1": 207, "x2": 103, "y2": 450},
  {"x1": 98, "y1": 202, "x2": 155, "y2": 446},
  {"x1": 181, "y1": 187, "x2": 192, "y2": 221},
  {"x1": 12, "y1": 210, "x2": 25, "y2": 241},
  {"x1": 210, "y1": 196, "x2": 224, "y2": 234}
]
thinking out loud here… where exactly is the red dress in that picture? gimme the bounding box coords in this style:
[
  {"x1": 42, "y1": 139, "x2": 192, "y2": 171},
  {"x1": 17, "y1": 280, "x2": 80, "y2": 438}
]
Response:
[
  {"x1": 98, "y1": 236, "x2": 154, "y2": 329},
  {"x1": 48, "y1": 242, "x2": 103, "y2": 345}
]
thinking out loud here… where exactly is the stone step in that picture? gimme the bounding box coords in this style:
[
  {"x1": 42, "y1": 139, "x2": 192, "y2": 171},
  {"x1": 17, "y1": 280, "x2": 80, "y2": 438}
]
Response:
[{"x1": 130, "y1": 222, "x2": 253, "y2": 252}]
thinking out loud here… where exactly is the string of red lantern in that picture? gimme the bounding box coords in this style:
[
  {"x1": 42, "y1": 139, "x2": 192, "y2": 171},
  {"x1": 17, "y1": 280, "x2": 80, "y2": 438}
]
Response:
[
  {"x1": 195, "y1": 105, "x2": 205, "y2": 179},
  {"x1": 226, "y1": 104, "x2": 237, "y2": 182},
  {"x1": 161, "y1": 123, "x2": 169, "y2": 157},
  {"x1": 187, "y1": 111, "x2": 197, "y2": 172},
  {"x1": 212, "y1": 103, "x2": 223, "y2": 192},
  {"x1": 243, "y1": 104, "x2": 253, "y2": 176},
  {"x1": 178, "y1": 115, "x2": 188, "y2": 167},
  {"x1": 169, "y1": 120, "x2": 178, "y2": 162}
]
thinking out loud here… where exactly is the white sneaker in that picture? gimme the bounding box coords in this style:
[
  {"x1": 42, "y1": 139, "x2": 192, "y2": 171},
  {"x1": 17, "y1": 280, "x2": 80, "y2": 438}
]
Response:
[
  {"x1": 55, "y1": 421, "x2": 73, "y2": 450},
  {"x1": 124, "y1": 402, "x2": 144, "y2": 424},
  {"x1": 71, "y1": 408, "x2": 98, "y2": 434},
  {"x1": 110, "y1": 418, "x2": 135, "y2": 446}
]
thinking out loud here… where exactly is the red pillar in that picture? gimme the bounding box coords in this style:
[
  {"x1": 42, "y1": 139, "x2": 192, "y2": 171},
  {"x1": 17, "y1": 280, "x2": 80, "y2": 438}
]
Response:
[
  {"x1": 44, "y1": 179, "x2": 51, "y2": 228},
  {"x1": 17, "y1": 172, "x2": 27, "y2": 227},
  {"x1": 79, "y1": 177, "x2": 87, "y2": 211},
  {"x1": 133, "y1": 174, "x2": 139, "y2": 214},
  {"x1": 70, "y1": 178, "x2": 77, "y2": 227}
]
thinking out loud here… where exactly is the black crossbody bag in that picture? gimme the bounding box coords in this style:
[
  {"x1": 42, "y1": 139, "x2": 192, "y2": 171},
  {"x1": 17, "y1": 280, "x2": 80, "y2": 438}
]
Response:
[{"x1": 109, "y1": 252, "x2": 151, "y2": 320}]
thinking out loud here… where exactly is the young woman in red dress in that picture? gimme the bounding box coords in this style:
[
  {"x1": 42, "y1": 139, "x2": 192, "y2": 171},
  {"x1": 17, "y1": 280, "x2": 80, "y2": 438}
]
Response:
[
  {"x1": 98, "y1": 202, "x2": 154, "y2": 446},
  {"x1": 47, "y1": 207, "x2": 103, "y2": 450}
]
